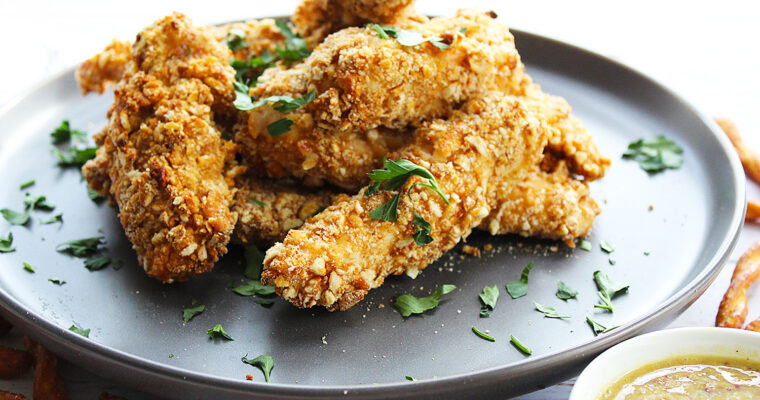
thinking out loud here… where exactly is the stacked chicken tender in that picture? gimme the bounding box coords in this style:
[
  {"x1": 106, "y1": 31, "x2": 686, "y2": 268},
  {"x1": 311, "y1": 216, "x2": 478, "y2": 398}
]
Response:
[{"x1": 76, "y1": 0, "x2": 609, "y2": 310}]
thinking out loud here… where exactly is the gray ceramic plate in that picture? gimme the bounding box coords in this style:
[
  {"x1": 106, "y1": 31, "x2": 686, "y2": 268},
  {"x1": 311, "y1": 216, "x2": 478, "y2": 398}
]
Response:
[{"x1": 0, "y1": 29, "x2": 745, "y2": 399}]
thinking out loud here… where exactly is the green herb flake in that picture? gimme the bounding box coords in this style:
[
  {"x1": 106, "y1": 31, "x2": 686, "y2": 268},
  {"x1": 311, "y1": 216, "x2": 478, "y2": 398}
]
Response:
[
  {"x1": 232, "y1": 280, "x2": 276, "y2": 297},
  {"x1": 68, "y1": 324, "x2": 90, "y2": 337},
  {"x1": 405, "y1": 376, "x2": 416, "y2": 381},
  {"x1": 471, "y1": 326, "x2": 495, "y2": 342},
  {"x1": 233, "y1": 81, "x2": 255, "y2": 110},
  {"x1": 87, "y1": 185, "x2": 104, "y2": 202},
  {"x1": 207, "y1": 324, "x2": 233, "y2": 340},
  {"x1": 393, "y1": 284, "x2": 456, "y2": 317},
  {"x1": 244, "y1": 245, "x2": 265, "y2": 280},
  {"x1": 111, "y1": 259, "x2": 123, "y2": 270},
  {"x1": 411, "y1": 211, "x2": 433, "y2": 245},
  {"x1": 39, "y1": 214, "x2": 63, "y2": 225},
  {"x1": 56, "y1": 236, "x2": 105, "y2": 257},
  {"x1": 644, "y1": 251, "x2": 650, "y2": 256},
  {"x1": 593, "y1": 270, "x2": 629, "y2": 301},
  {"x1": 50, "y1": 120, "x2": 87, "y2": 143},
  {"x1": 266, "y1": 118, "x2": 295, "y2": 137},
  {"x1": 533, "y1": 302, "x2": 570, "y2": 319},
  {"x1": 48, "y1": 278, "x2": 66, "y2": 285},
  {"x1": 22, "y1": 262, "x2": 35, "y2": 273},
  {"x1": 183, "y1": 305, "x2": 205, "y2": 323},
  {"x1": 0, "y1": 232, "x2": 15, "y2": 253},
  {"x1": 248, "y1": 197, "x2": 266, "y2": 207},
  {"x1": 600, "y1": 241, "x2": 615, "y2": 253},
  {"x1": 83, "y1": 255, "x2": 112, "y2": 271},
  {"x1": 222, "y1": 28, "x2": 248, "y2": 51},
  {"x1": 510, "y1": 335, "x2": 532, "y2": 355},
  {"x1": 369, "y1": 193, "x2": 401, "y2": 222},
  {"x1": 505, "y1": 262, "x2": 533, "y2": 299},
  {"x1": 595, "y1": 291, "x2": 614, "y2": 312},
  {"x1": 556, "y1": 281, "x2": 578, "y2": 301},
  {"x1": 608, "y1": 259, "x2": 616, "y2": 266},
  {"x1": 479, "y1": 285, "x2": 499, "y2": 310},
  {"x1": 19, "y1": 180, "x2": 35, "y2": 190},
  {"x1": 622, "y1": 135, "x2": 684, "y2": 173},
  {"x1": 54, "y1": 146, "x2": 97, "y2": 167},
  {"x1": 586, "y1": 317, "x2": 619, "y2": 336},
  {"x1": 578, "y1": 240, "x2": 592, "y2": 251},
  {"x1": 241, "y1": 354, "x2": 274, "y2": 382},
  {"x1": 274, "y1": 20, "x2": 311, "y2": 62},
  {"x1": 24, "y1": 193, "x2": 55, "y2": 210},
  {"x1": 1, "y1": 208, "x2": 30, "y2": 226},
  {"x1": 231, "y1": 48, "x2": 275, "y2": 88},
  {"x1": 255, "y1": 299, "x2": 275, "y2": 307},
  {"x1": 368, "y1": 24, "x2": 451, "y2": 50},
  {"x1": 479, "y1": 306, "x2": 490, "y2": 318}
]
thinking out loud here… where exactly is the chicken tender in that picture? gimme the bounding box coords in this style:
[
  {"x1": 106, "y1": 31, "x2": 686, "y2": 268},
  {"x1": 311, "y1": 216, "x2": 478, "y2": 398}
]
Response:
[
  {"x1": 82, "y1": 13, "x2": 240, "y2": 282},
  {"x1": 76, "y1": 40, "x2": 131, "y2": 95},
  {"x1": 236, "y1": 9, "x2": 528, "y2": 188},
  {"x1": 232, "y1": 173, "x2": 342, "y2": 246},
  {"x1": 261, "y1": 93, "x2": 550, "y2": 310}
]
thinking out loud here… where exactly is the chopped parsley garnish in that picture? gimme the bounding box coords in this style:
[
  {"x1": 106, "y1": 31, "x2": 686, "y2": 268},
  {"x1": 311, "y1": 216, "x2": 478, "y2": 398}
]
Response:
[
  {"x1": 578, "y1": 240, "x2": 592, "y2": 251},
  {"x1": 266, "y1": 118, "x2": 295, "y2": 137},
  {"x1": 644, "y1": 251, "x2": 650, "y2": 256},
  {"x1": 556, "y1": 281, "x2": 578, "y2": 301},
  {"x1": 24, "y1": 193, "x2": 55, "y2": 211},
  {"x1": 623, "y1": 135, "x2": 683, "y2": 173},
  {"x1": 478, "y1": 285, "x2": 499, "y2": 318},
  {"x1": 56, "y1": 236, "x2": 105, "y2": 257},
  {"x1": 183, "y1": 305, "x2": 205, "y2": 323},
  {"x1": 586, "y1": 317, "x2": 619, "y2": 336},
  {"x1": 608, "y1": 259, "x2": 616, "y2": 266},
  {"x1": 510, "y1": 335, "x2": 532, "y2": 355},
  {"x1": 368, "y1": 24, "x2": 451, "y2": 50},
  {"x1": 471, "y1": 326, "x2": 495, "y2": 342},
  {"x1": 48, "y1": 278, "x2": 66, "y2": 285},
  {"x1": 19, "y1": 180, "x2": 35, "y2": 189},
  {"x1": 241, "y1": 354, "x2": 274, "y2": 382},
  {"x1": 22, "y1": 262, "x2": 35, "y2": 273},
  {"x1": 207, "y1": 324, "x2": 233, "y2": 340},
  {"x1": 222, "y1": 28, "x2": 248, "y2": 51},
  {"x1": 87, "y1": 185, "x2": 104, "y2": 202},
  {"x1": 600, "y1": 241, "x2": 615, "y2": 253},
  {"x1": 248, "y1": 197, "x2": 266, "y2": 207},
  {"x1": 232, "y1": 280, "x2": 276, "y2": 297},
  {"x1": 595, "y1": 291, "x2": 614, "y2": 312},
  {"x1": 39, "y1": 214, "x2": 63, "y2": 225},
  {"x1": 0, "y1": 208, "x2": 29, "y2": 226},
  {"x1": 533, "y1": 302, "x2": 570, "y2": 319},
  {"x1": 230, "y1": 48, "x2": 275, "y2": 87},
  {"x1": 50, "y1": 120, "x2": 87, "y2": 143},
  {"x1": 593, "y1": 270, "x2": 629, "y2": 301},
  {"x1": 54, "y1": 145, "x2": 97, "y2": 167},
  {"x1": 405, "y1": 376, "x2": 416, "y2": 381},
  {"x1": 244, "y1": 245, "x2": 265, "y2": 280},
  {"x1": 255, "y1": 299, "x2": 275, "y2": 307},
  {"x1": 83, "y1": 255, "x2": 112, "y2": 271},
  {"x1": 393, "y1": 284, "x2": 456, "y2": 317},
  {"x1": 0, "y1": 233, "x2": 15, "y2": 253},
  {"x1": 274, "y1": 20, "x2": 311, "y2": 62},
  {"x1": 257, "y1": 91, "x2": 317, "y2": 113},
  {"x1": 505, "y1": 261, "x2": 533, "y2": 299},
  {"x1": 68, "y1": 324, "x2": 90, "y2": 337},
  {"x1": 366, "y1": 158, "x2": 448, "y2": 246}
]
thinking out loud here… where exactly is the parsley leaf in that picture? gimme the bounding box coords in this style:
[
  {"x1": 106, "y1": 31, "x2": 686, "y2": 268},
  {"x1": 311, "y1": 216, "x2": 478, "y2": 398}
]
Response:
[
  {"x1": 533, "y1": 302, "x2": 570, "y2": 319},
  {"x1": 1, "y1": 208, "x2": 29, "y2": 226},
  {"x1": 393, "y1": 284, "x2": 456, "y2": 317},
  {"x1": 274, "y1": 20, "x2": 311, "y2": 62},
  {"x1": 595, "y1": 291, "x2": 614, "y2": 312},
  {"x1": 232, "y1": 280, "x2": 276, "y2": 297},
  {"x1": 369, "y1": 193, "x2": 401, "y2": 221},
  {"x1": 405, "y1": 376, "x2": 416, "y2": 381},
  {"x1": 87, "y1": 185, "x2": 104, "y2": 202},
  {"x1": 233, "y1": 81, "x2": 256, "y2": 110},
  {"x1": 56, "y1": 236, "x2": 105, "y2": 257},
  {"x1": 51, "y1": 120, "x2": 87, "y2": 143},
  {"x1": 472, "y1": 326, "x2": 495, "y2": 342},
  {"x1": 593, "y1": 270, "x2": 629, "y2": 301},
  {"x1": 479, "y1": 306, "x2": 491, "y2": 318},
  {"x1": 68, "y1": 324, "x2": 90, "y2": 337},
  {"x1": 241, "y1": 354, "x2": 274, "y2": 382},
  {"x1": 578, "y1": 239, "x2": 592, "y2": 251},
  {"x1": 183, "y1": 305, "x2": 205, "y2": 323},
  {"x1": 83, "y1": 255, "x2": 112, "y2": 271},
  {"x1": 623, "y1": 135, "x2": 683, "y2": 173},
  {"x1": 411, "y1": 211, "x2": 434, "y2": 245},
  {"x1": 556, "y1": 281, "x2": 578, "y2": 300},
  {"x1": 39, "y1": 214, "x2": 63, "y2": 225},
  {"x1": 510, "y1": 335, "x2": 532, "y2": 355},
  {"x1": 207, "y1": 324, "x2": 233, "y2": 340},
  {"x1": 255, "y1": 299, "x2": 275, "y2": 307},
  {"x1": 222, "y1": 28, "x2": 248, "y2": 51},
  {"x1": 19, "y1": 180, "x2": 35, "y2": 190},
  {"x1": 600, "y1": 241, "x2": 615, "y2": 253},
  {"x1": 231, "y1": 48, "x2": 276, "y2": 87},
  {"x1": 0, "y1": 232, "x2": 14, "y2": 253},
  {"x1": 586, "y1": 317, "x2": 619, "y2": 336},
  {"x1": 22, "y1": 262, "x2": 34, "y2": 273},
  {"x1": 48, "y1": 278, "x2": 66, "y2": 285},
  {"x1": 248, "y1": 197, "x2": 266, "y2": 207},
  {"x1": 244, "y1": 245, "x2": 265, "y2": 280},
  {"x1": 505, "y1": 262, "x2": 533, "y2": 299},
  {"x1": 368, "y1": 24, "x2": 451, "y2": 50},
  {"x1": 24, "y1": 193, "x2": 55, "y2": 210},
  {"x1": 479, "y1": 285, "x2": 499, "y2": 310},
  {"x1": 54, "y1": 146, "x2": 97, "y2": 167},
  {"x1": 266, "y1": 118, "x2": 294, "y2": 136}
]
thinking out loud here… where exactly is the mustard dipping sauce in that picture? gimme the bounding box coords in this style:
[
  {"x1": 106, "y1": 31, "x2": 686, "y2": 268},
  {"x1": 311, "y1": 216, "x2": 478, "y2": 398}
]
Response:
[{"x1": 597, "y1": 356, "x2": 760, "y2": 400}]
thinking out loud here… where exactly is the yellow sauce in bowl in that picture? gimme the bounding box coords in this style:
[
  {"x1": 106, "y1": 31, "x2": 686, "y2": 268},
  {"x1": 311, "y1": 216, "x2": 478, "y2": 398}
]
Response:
[{"x1": 598, "y1": 356, "x2": 760, "y2": 400}]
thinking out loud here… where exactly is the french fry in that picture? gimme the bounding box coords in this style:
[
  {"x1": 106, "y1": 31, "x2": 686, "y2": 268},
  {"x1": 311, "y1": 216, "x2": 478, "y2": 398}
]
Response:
[
  {"x1": 0, "y1": 390, "x2": 28, "y2": 400},
  {"x1": 0, "y1": 345, "x2": 33, "y2": 378},
  {"x1": 715, "y1": 117, "x2": 760, "y2": 185},
  {"x1": 23, "y1": 337, "x2": 66, "y2": 400},
  {"x1": 0, "y1": 315, "x2": 11, "y2": 337},
  {"x1": 716, "y1": 241, "x2": 760, "y2": 329}
]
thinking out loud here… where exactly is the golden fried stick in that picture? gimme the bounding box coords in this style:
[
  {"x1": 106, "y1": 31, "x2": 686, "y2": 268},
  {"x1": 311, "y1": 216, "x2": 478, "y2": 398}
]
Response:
[
  {"x1": 715, "y1": 117, "x2": 760, "y2": 185},
  {"x1": 236, "y1": 9, "x2": 528, "y2": 188},
  {"x1": 0, "y1": 345, "x2": 32, "y2": 378},
  {"x1": 82, "y1": 13, "x2": 240, "y2": 282},
  {"x1": 717, "y1": 241, "x2": 760, "y2": 330},
  {"x1": 262, "y1": 93, "x2": 549, "y2": 310},
  {"x1": 24, "y1": 338, "x2": 65, "y2": 400},
  {"x1": 293, "y1": 0, "x2": 423, "y2": 47},
  {"x1": 0, "y1": 391, "x2": 27, "y2": 400},
  {"x1": 232, "y1": 173, "x2": 343, "y2": 246}
]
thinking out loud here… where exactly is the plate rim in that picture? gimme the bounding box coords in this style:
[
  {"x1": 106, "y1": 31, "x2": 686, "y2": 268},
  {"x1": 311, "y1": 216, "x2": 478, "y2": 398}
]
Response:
[{"x1": 0, "y1": 26, "x2": 746, "y2": 399}]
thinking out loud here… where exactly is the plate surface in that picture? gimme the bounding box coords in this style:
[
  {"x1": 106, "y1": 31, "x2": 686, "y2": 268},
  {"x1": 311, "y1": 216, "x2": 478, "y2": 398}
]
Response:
[{"x1": 0, "y1": 29, "x2": 745, "y2": 399}]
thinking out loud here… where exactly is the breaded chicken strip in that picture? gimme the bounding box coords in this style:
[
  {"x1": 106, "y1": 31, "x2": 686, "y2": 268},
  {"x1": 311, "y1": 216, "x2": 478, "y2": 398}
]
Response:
[
  {"x1": 236, "y1": 9, "x2": 527, "y2": 188},
  {"x1": 232, "y1": 173, "x2": 342, "y2": 246},
  {"x1": 82, "y1": 13, "x2": 240, "y2": 282},
  {"x1": 261, "y1": 93, "x2": 550, "y2": 310},
  {"x1": 76, "y1": 40, "x2": 132, "y2": 95},
  {"x1": 293, "y1": 0, "x2": 424, "y2": 47}
]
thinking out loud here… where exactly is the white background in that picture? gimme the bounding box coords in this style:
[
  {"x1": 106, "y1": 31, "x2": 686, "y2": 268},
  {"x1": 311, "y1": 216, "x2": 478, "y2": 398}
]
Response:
[{"x1": 0, "y1": 1, "x2": 759, "y2": 398}]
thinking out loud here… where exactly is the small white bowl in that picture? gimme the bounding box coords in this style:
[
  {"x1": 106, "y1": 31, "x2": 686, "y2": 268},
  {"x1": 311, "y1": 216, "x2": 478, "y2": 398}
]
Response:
[{"x1": 570, "y1": 327, "x2": 760, "y2": 399}]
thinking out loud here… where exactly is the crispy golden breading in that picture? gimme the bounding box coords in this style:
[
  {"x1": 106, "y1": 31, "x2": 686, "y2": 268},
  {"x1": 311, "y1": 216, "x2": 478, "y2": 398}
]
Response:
[
  {"x1": 293, "y1": 0, "x2": 423, "y2": 47},
  {"x1": 209, "y1": 19, "x2": 287, "y2": 61},
  {"x1": 261, "y1": 93, "x2": 550, "y2": 310},
  {"x1": 82, "y1": 13, "x2": 239, "y2": 282},
  {"x1": 76, "y1": 39, "x2": 132, "y2": 95},
  {"x1": 235, "y1": 9, "x2": 528, "y2": 188},
  {"x1": 232, "y1": 173, "x2": 342, "y2": 246}
]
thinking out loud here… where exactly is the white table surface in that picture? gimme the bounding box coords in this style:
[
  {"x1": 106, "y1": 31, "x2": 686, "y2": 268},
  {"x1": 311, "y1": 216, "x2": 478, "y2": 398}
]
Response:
[{"x1": 1, "y1": 1, "x2": 759, "y2": 398}]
